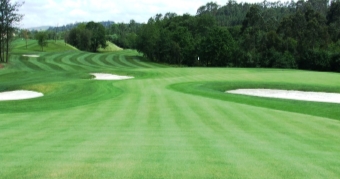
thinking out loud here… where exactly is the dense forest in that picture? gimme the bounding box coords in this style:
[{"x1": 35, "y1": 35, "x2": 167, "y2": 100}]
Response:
[
  {"x1": 20, "y1": 0, "x2": 340, "y2": 72},
  {"x1": 135, "y1": 0, "x2": 340, "y2": 72}
]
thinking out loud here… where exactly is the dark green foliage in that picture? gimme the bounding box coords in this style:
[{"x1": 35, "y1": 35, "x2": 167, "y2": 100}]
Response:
[
  {"x1": 85, "y1": 21, "x2": 107, "y2": 52},
  {"x1": 327, "y1": 0, "x2": 340, "y2": 41},
  {"x1": 135, "y1": 18, "x2": 160, "y2": 62},
  {"x1": 38, "y1": 0, "x2": 340, "y2": 72},
  {"x1": 330, "y1": 53, "x2": 340, "y2": 72},
  {"x1": 35, "y1": 31, "x2": 48, "y2": 51},
  {"x1": 274, "y1": 51, "x2": 297, "y2": 68},
  {"x1": 299, "y1": 49, "x2": 331, "y2": 70},
  {"x1": 199, "y1": 27, "x2": 235, "y2": 66},
  {"x1": 133, "y1": 0, "x2": 340, "y2": 72},
  {"x1": 65, "y1": 21, "x2": 107, "y2": 52},
  {"x1": 0, "y1": 0, "x2": 23, "y2": 63},
  {"x1": 136, "y1": 13, "x2": 237, "y2": 66},
  {"x1": 107, "y1": 20, "x2": 142, "y2": 49},
  {"x1": 68, "y1": 27, "x2": 91, "y2": 51}
]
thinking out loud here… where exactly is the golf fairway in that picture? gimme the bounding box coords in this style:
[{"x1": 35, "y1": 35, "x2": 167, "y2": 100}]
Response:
[{"x1": 0, "y1": 45, "x2": 339, "y2": 178}]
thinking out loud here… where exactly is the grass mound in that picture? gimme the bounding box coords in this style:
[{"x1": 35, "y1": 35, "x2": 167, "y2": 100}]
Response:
[{"x1": 98, "y1": 41, "x2": 123, "y2": 52}]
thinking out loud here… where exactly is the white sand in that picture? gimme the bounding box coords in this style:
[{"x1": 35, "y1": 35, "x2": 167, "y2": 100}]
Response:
[
  {"x1": 227, "y1": 89, "x2": 340, "y2": 104},
  {"x1": 91, "y1": 73, "x2": 134, "y2": 80},
  {"x1": 0, "y1": 90, "x2": 43, "y2": 101},
  {"x1": 23, "y1": 54, "x2": 40, "y2": 58}
]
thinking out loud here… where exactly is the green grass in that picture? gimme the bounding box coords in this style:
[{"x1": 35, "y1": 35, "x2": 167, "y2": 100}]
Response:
[
  {"x1": 11, "y1": 39, "x2": 78, "y2": 53},
  {"x1": 98, "y1": 41, "x2": 123, "y2": 52},
  {"x1": 0, "y1": 39, "x2": 339, "y2": 178}
]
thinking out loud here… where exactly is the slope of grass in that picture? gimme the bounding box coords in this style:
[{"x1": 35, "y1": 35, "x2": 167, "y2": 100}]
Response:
[
  {"x1": 0, "y1": 45, "x2": 339, "y2": 178},
  {"x1": 98, "y1": 41, "x2": 123, "y2": 52},
  {"x1": 11, "y1": 39, "x2": 78, "y2": 53}
]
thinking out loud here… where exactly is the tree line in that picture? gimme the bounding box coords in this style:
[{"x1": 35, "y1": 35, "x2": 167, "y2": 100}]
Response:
[
  {"x1": 0, "y1": 0, "x2": 23, "y2": 63},
  {"x1": 12, "y1": 0, "x2": 340, "y2": 72},
  {"x1": 135, "y1": 0, "x2": 340, "y2": 72}
]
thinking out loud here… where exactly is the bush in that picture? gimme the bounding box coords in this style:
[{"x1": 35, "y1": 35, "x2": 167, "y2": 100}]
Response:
[
  {"x1": 273, "y1": 51, "x2": 297, "y2": 69},
  {"x1": 298, "y1": 50, "x2": 331, "y2": 71},
  {"x1": 330, "y1": 53, "x2": 340, "y2": 72}
]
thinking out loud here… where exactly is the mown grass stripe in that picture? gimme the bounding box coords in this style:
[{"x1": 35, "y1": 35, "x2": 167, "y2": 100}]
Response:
[
  {"x1": 91, "y1": 54, "x2": 111, "y2": 67},
  {"x1": 70, "y1": 52, "x2": 96, "y2": 68},
  {"x1": 124, "y1": 56, "x2": 151, "y2": 68},
  {"x1": 18, "y1": 57, "x2": 44, "y2": 71},
  {"x1": 84, "y1": 54, "x2": 102, "y2": 67},
  {"x1": 51, "y1": 54, "x2": 79, "y2": 71},
  {"x1": 118, "y1": 55, "x2": 140, "y2": 68},
  {"x1": 2, "y1": 45, "x2": 340, "y2": 178},
  {"x1": 59, "y1": 52, "x2": 86, "y2": 67},
  {"x1": 101, "y1": 54, "x2": 125, "y2": 68},
  {"x1": 60, "y1": 56, "x2": 89, "y2": 71},
  {"x1": 7, "y1": 55, "x2": 32, "y2": 71},
  {"x1": 97, "y1": 54, "x2": 121, "y2": 68},
  {"x1": 28, "y1": 58, "x2": 55, "y2": 71},
  {"x1": 35, "y1": 56, "x2": 67, "y2": 72},
  {"x1": 132, "y1": 58, "x2": 162, "y2": 68},
  {"x1": 163, "y1": 92, "x2": 240, "y2": 177}
]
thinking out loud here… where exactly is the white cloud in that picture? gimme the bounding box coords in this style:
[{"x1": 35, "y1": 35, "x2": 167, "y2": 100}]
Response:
[{"x1": 18, "y1": 0, "x2": 271, "y2": 28}]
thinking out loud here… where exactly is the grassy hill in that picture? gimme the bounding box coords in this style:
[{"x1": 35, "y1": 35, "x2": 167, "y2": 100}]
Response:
[
  {"x1": 98, "y1": 41, "x2": 123, "y2": 52},
  {"x1": 0, "y1": 42, "x2": 339, "y2": 178},
  {"x1": 11, "y1": 39, "x2": 78, "y2": 53}
]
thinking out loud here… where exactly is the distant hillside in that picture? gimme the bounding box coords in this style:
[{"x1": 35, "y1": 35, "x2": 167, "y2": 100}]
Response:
[
  {"x1": 47, "y1": 21, "x2": 115, "y2": 32},
  {"x1": 27, "y1": 26, "x2": 51, "y2": 31}
]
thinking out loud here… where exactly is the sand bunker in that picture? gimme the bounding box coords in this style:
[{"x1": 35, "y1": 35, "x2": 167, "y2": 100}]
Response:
[
  {"x1": 0, "y1": 90, "x2": 43, "y2": 101},
  {"x1": 227, "y1": 89, "x2": 340, "y2": 104},
  {"x1": 91, "y1": 73, "x2": 134, "y2": 80},
  {"x1": 23, "y1": 54, "x2": 39, "y2": 58}
]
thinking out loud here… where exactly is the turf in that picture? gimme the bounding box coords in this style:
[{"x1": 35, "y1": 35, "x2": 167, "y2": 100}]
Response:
[
  {"x1": 0, "y1": 39, "x2": 339, "y2": 178},
  {"x1": 98, "y1": 41, "x2": 123, "y2": 52}
]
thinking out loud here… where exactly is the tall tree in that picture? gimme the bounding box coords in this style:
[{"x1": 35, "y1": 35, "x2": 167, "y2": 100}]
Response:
[
  {"x1": 197, "y1": 2, "x2": 220, "y2": 16},
  {"x1": 0, "y1": 0, "x2": 24, "y2": 63},
  {"x1": 327, "y1": 0, "x2": 340, "y2": 41},
  {"x1": 86, "y1": 21, "x2": 107, "y2": 52},
  {"x1": 35, "y1": 31, "x2": 48, "y2": 51},
  {"x1": 136, "y1": 18, "x2": 160, "y2": 61},
  {"x1": 67, "y1": 26, "x2": 91, "y2": 51},
  {"x1": 22, "y1": 29, "x2": 29, "y2": 49},
  {"x1": 199, "y1": 27, "x2": 235, "y2": 66},
  {"x1": 65, "y1": 22, "x2": 107, "y2": 52}
]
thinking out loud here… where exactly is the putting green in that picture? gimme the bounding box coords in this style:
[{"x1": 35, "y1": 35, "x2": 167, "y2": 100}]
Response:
[{"x1": 0, "y1": 41, "x2": 339, "y2": 178}]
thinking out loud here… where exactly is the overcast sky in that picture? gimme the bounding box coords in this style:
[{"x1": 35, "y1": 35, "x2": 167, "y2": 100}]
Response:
[{"x1": 18, "y1": 0, "x2": 267, "y2": 28}]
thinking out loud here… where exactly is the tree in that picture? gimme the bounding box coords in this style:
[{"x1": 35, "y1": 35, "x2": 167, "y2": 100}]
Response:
[
  {"x1": 35, "y1": 31, "x2": 48, "y2": 51},
  {"x1": 67, "y1": 26, "x2": 91, "y2": 51},
  {"x1": 65, "y1": 22, "x2": 107, "y2": 52},
  {"x1": 136, "y1": 18, "x2": 160, "y2": 61},
  {"x1": 0, "y1": 0, "x2": 24, "y2": 63},
  {"x1": 327, "y1": 0, "x2": 340, "y2": 41},
  {"x1": 199, "y1": 27, "x2": 235, "y2": 66},
  {"x1": 22, "y1": 29, "x2": 29, "y2": 49},
  {"x1": 197, "y1": 2, "x2": 220, "y2": 16},
  {"x1": 86, "y1": 21, "x2": 107, "y2": 52}
]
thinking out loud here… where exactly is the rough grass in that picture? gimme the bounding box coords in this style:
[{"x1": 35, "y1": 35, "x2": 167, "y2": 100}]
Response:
[
  {"x1": 98, "y1": 41, "x2": 123, "y2": 52},
  {"x1": 0, "y1": 40, "x2": 339, "y2": 178}
]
